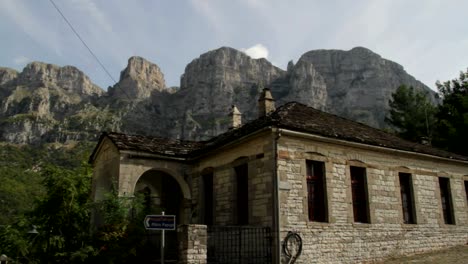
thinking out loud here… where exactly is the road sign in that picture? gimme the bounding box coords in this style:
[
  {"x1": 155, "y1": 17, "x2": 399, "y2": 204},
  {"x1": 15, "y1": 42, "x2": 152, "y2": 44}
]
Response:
[{"x1": 144, "y1": 214, "x2": 176, "y2": 230}]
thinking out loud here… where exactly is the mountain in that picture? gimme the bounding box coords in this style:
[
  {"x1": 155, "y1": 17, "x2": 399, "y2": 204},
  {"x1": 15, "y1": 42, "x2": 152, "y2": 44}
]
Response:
[
  {"x1": 299, "y1": 47, "x2": 435, "y2": 127},
  {"x1": 0, "y1": 47, "x2": 435, "y2": 144}
]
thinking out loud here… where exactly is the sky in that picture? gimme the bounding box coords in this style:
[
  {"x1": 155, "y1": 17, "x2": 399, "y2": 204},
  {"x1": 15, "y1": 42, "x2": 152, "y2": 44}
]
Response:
[{"x1": 0, "y1": 0, "x2": 467, "y2": 91}]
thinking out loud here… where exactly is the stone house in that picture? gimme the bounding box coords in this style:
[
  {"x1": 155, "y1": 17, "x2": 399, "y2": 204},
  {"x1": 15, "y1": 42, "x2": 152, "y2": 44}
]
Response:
[{"x1": 90, "y1": 89, "x2": 468, "y2": 263}]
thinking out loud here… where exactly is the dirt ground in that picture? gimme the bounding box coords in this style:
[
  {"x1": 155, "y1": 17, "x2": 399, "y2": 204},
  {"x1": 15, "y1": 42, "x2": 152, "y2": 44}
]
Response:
[{"x1": 380, "y1": 245, "x2": 468, "y2": 264}]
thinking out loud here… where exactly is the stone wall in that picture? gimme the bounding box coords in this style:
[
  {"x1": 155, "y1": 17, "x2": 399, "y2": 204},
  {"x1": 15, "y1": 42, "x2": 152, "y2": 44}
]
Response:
[
  {"x1": 91, "y1": 137, "x2": 121, "y2": 201},
  {"x1": 191, "y1": 132, "x2": 276, "y2": 226},
  {"x1": 277, "y1": 134, "x2": 468, "y2": 263},
  {"x1": 178, "y1": 224, "x2": 207, "y2": 264}
]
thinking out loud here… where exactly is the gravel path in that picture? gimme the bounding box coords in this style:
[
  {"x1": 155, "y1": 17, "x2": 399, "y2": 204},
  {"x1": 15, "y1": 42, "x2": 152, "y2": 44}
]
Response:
[{"x1": 381, "y1": 245, "x2": 468, "y2": 264}]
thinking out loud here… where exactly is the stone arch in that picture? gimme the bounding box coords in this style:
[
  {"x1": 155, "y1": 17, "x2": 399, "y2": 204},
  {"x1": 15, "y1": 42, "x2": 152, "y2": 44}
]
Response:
[
  {"x1": 133, "y1": 168, "x2": 191, "y2": 225},
  {"x1": 231, "y1": 156, "x2": 249, "y2": 167},
  {"x1": 132, "y1": 167, "x2": 191, "y2": 200}
]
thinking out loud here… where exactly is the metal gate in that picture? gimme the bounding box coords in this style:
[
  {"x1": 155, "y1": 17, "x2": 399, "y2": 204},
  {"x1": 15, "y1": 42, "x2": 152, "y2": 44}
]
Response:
[{"x1": 207, "y1": 226, "x2": 272, "y2": 264}]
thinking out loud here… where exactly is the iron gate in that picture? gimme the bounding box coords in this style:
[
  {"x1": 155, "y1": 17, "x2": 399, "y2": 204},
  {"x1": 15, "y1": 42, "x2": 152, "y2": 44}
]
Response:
[{"x1": 207, "y1": 226, "x2": 272, "y2": 264}]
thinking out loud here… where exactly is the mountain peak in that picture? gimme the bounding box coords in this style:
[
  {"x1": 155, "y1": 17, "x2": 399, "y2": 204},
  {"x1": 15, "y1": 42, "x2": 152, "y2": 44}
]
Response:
[
  {"x1": 15, "y1": 61, "x2": 103, "y2": 96},
  {"x1": 108, "y1": 56, "x2": 166, "y2": 100}
]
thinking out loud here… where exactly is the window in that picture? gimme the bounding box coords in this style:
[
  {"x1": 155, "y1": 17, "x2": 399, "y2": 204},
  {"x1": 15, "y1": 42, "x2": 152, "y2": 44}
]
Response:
[
  {"x1": 465, "y1": 181, "x2": 468, "y2": 205},
  {"x1": 399, "y1": 173, "x2": 416, "y2": 224},
  {"x1": 202, "y1": 172, "x2": 214, "y2": 225},
  {"x1": 235, "y1": 163, "x2": 249, "y2": 225},
  {"x1": 350, "y1": 166, "x2": 370, "y2": 223},
  {"x1": 306, "y1": 160, "x2": 327, "y2": 222},
  {"x1": 439, "y1": 177, "x2": 455, "y2": 225}
]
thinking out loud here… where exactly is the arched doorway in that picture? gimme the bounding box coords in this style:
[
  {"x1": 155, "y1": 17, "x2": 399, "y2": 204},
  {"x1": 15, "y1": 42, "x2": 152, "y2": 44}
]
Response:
[{"x1": 134, "y1": 169, "x2": 186, "y2": 262}]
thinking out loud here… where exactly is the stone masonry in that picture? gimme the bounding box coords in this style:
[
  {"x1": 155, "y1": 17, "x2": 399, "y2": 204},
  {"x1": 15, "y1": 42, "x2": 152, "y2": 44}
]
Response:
[
  {"x1": 178, "y1": 225, "x2": 207, "y2": 264},
  {"x1": 277, "y1": 134, "x2": 468, "y2": 263}
]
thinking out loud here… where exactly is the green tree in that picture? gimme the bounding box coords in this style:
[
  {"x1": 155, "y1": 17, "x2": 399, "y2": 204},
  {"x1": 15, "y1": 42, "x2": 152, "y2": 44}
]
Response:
[
  {"x1": 0, "y1": 164, "x2": 94, "y2": 263},
  {"x1": 434, "y1": 69, "x2": 468, "y2": 155},
  {"x1": 386, "y1": 85, "x2": 437, "y2": 142},
  {"x1": 32, "y1": 164, "x2": 95, "y2": 263}
]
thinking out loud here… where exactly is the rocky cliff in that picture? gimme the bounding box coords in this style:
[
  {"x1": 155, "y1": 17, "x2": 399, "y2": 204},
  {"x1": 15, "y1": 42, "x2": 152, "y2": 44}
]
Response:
[
  {"x1": 0, "y1": 47, "x2": 434, "y2": 144},
  {"x1": 299, "y1": 47, "x2": 435, "y2": 127},
  {"x1": 108, "y1": 56, "x2": 166, "y2": 100}
]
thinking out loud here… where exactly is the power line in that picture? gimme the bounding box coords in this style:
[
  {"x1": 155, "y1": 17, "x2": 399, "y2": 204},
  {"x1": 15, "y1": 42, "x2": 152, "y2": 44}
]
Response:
[
  {"x1": 48, "y1": 0, "x2": 154, "y2": 130},
  {"x1": 48, "y1": 0, "x2": 116, "y2": 84}
]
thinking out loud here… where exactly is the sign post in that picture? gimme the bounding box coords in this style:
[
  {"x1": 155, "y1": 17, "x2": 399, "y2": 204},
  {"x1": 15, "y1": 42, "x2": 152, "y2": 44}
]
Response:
[
  {"x1": 144, "y1": 212, "x2": 176, "y2": 264},
  {"x1": 161, "y1": 212, "x2": 164, "y2": 264}
]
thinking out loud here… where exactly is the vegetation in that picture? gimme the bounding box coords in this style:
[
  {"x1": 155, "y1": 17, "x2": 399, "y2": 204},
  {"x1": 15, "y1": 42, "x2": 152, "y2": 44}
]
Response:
[
  {"x1": 385, "y1": 85, "x2": 436, "y2": 142},
  {"x1": 387, "y1": 69, "x2": 468, "y2": 156},
  {"x1": 0, "y1": 153, "x2": 150, "y2": 263},
  {"x1": 433, "y1": 69, "x2": 468, "y2": 155}
]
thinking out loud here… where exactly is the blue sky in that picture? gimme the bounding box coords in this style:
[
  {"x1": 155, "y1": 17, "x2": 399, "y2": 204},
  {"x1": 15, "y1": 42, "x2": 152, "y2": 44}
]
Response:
[{"x1": 0, "y1": 0, "x2": 467, "y2": 90}]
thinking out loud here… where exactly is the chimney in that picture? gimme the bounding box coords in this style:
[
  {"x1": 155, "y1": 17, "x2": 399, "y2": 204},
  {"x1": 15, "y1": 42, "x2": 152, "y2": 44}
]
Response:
[
  {"x1": 229, "y1": 105, "x2": 242, "y2": 128},
  {"x1": 258, "y1": 87, "x2": 275, "y2": 117}
]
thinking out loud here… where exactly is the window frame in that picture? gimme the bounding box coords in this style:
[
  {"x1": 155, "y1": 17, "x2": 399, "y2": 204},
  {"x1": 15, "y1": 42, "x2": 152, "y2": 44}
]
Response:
[
  {"x1": 306, "y1": 160, "x2": 328, "y2": 223},
  {"x1": 234, "y1": 162, "x2": 249, "y2": 225},
  {"x1": 438, "y1": 177, "x2": 455, "y2": 225},
  {"x1": 398, "y1": 172, "x2": 417, "y2": 224},
  {"x1": 349, "y1": 165, "x2": 371, "y2": 224}
]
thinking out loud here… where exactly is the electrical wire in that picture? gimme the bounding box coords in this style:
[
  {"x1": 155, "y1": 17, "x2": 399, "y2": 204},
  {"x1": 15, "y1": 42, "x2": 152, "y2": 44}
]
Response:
[
  {"x1": 48, "y1": 0, "x2": 155, "y2": 131},
  {"x1": 48, "y1": 0, "x2": 116, "y2": 84}
]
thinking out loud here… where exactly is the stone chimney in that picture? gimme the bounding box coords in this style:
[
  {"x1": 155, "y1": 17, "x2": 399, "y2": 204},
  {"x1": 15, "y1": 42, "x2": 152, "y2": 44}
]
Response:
[
  {"x1": 229, "y1": 105, "x2": 242, "y2": 128},
  {"x1": 258, "y1": 87, "x2": 275, "y2": 117}
]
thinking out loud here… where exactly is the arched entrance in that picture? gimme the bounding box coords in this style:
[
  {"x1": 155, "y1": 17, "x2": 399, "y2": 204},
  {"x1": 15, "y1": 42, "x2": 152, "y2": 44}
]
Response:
[{"x1": 134, "y1": 169, "x2": 188, "y2": 262}]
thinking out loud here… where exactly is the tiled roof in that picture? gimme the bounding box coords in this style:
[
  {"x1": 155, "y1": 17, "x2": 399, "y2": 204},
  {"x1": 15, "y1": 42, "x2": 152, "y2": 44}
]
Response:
[
  {"x1": 95, "y1": 132, "x2": 204, "y2": 158},
  {"x1": 199, "y1": 102, "x2": 468, "y2": 161},
  {"x1": 90, "y1": 102, "x2": 468, "y2": 162},
  {"x1": 272, "y1": 102, "x2": 468, "y2": 161}
]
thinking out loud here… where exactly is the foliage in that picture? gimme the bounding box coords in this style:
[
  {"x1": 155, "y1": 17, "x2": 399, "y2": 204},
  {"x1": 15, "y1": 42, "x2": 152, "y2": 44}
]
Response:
[
  {"x1": 0, "y1": 158, "x2": 151, "y2": 263},
  {"x1": 433, "y1": 69, "x2": 468, "y2": 155},
  {"x1": 386, "y1": 85, "x2": 437, "y2": 142},
  {"x1": 0, "y1": 142, "x2": 95, "y2": 226},
  {"x1": 0, "y1": 145, "x2": 45, "y2": 225},
  {"x1": 31, "y1": 164, "x2": 94, "y2": 263},
  {"x1": 91, "y1": 192, "x2": 149, "y2": 264}
]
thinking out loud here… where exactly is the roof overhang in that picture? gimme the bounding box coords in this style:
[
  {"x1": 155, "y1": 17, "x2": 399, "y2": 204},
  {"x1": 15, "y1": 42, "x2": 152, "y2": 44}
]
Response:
[{"x1": 279, "y1": 128, "x2": 468, "y2": 165}]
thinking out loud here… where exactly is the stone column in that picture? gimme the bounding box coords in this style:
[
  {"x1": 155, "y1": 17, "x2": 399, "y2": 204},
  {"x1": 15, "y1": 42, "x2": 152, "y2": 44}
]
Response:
[{"x1": 178, "y1": 224, "x2": 207, "y2": 264}]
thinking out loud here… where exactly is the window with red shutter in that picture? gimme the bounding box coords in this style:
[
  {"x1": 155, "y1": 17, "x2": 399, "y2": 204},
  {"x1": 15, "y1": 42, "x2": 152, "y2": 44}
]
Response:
[
  {"x1": 350, "y1": 166, "x2": 370, "y2": 223},
  {"x1": 399, "y1": 173, "x2": 416, "y2": 224},
  {"x1": 439, "y1": 177, "x2": 455, "y2": 225},
  {"x1": 306, "y1": 160, "x2": 327, "y2": 222}
]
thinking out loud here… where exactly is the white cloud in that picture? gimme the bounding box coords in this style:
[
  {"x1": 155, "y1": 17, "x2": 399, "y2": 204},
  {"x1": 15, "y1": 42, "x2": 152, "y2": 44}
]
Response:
[
  {"x1": 13, "y1": 55, "x2": 31, "y2": 65},
  {"x1": 242, "y1": 44, "x2": 269, "y2": 59}
]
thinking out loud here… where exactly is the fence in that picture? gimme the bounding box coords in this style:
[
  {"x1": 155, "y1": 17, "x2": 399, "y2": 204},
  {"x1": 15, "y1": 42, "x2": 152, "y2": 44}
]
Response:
[{"x1": 207, "y1": 226, "x2": 272, "y2": 264}]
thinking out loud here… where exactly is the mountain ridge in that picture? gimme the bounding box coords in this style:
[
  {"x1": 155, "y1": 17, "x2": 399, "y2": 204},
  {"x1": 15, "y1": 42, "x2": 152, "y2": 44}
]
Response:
[{"x1": 0, "y1": 46, "x2": 435, "y2": 144}]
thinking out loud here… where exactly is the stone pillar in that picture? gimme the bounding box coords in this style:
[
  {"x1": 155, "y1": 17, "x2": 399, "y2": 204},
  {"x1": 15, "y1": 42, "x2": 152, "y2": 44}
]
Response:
[
  {"x1": 178, "y1": 224, "x2": 207, "y2": 264},
  {"x1": 258, "y1": 88, "x2": 276, "y2": 117}
]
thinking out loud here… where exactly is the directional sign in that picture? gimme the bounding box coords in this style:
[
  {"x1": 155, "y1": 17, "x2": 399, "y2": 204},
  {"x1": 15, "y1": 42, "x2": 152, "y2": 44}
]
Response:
[{"x1": 144, "y1": 215, "x2": 176, "y2": 230}]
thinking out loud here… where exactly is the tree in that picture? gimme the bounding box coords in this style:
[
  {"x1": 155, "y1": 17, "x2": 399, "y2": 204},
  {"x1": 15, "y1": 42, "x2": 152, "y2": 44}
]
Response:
[
  {"x1": 386, "y1": 85, "x2": 437, "y2": 143},
  {"x1": 434, "y1": 69, "x2": 468, "y2": 155},
  {"x1": 0, "y1": 164, "x2": 94, "y2": 263},
  {"x1": 32, "y1": 164, "x2": 95, "y2": 263}
]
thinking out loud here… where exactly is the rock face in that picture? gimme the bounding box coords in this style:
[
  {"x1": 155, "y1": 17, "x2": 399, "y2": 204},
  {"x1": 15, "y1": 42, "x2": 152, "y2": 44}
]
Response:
[
  {"x1": 0, "y1": 62, "x2": 106, "y2": 143},
  {"x1": 178, "y1": 47, "x2": 287, "y2": 139},
  {"x1": 176, "y1": 47, "x2": 328, "y2": 139},
  {"x1": 0, "y1": 46, "x2": 435, "y2": 144},
  {"x1": 108, "y1": 56, "x2": 166, "y2": 100},
  {"x1": 299, "y1": 47, "x2": 434, "y2": 127}
]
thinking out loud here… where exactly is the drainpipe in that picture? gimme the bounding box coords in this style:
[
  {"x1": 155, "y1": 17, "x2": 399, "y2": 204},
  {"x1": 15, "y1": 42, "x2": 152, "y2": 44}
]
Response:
[{"x1": 273, "y1": 127, "x2": 282, "y2": 264}]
